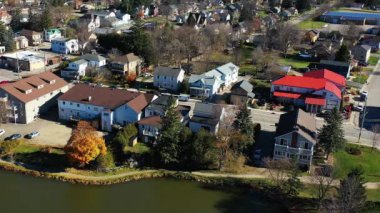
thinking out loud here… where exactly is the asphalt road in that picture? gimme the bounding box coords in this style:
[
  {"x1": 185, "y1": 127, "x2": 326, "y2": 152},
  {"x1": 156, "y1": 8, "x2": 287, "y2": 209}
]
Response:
[
  {"x1": 250, "y1": 109, "x2": 376, "y2": 148},
  {"x1": 362, "y1": 61, "x2": 380, "y2": 131}
]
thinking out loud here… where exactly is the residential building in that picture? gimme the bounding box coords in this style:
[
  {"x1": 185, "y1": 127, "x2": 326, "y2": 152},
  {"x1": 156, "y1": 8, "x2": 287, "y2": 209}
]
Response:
[
  {"x1": 0, "y1": 10, "x2": 12, "y2": 25},
  {"x1": 51, "y1": 38, "x2": 79, "y2": 54},
  {"x1": 44, "y1": 29, "x2": 62, "y2": 42},
  {"x1": 80, "y1": 54, "x2": 106, "y2": 67},
  {"x1": 13, "y1": 36, "x2": 29, "y2": 50},
  {"x1": 189, "y1": 102, "x2": 224, "y2": 134},
  {"x1": 230, "y1": 80, "x2": 255, "y2": 106},
  {"x1": 137, "y1": 115, "x2": 162, "y2": 142},
  {"x1": 20, "y1": 29, "x2": 42, "y2": 46},
  {"x1": 351, "y1": 45, "x2": 371, "y2": 63},
  {"x1": 273, "y1": 109, "x2": 316, "y2": 168},
  {"x1": 61, "y1": 59, "x2": 88, "y2": 79},
  {"x1": 58, "y1": 84, "x2": 156, "y2": 131},
  {"x1": 271, "y1": 69, "x2": 345, "y2": 112},
  {"x1": 109, "y1": 53, "x2": 142, "y2": 77},
  {"x1": 0, "y1": 72, "x2": 69, "y2": 124},
  {"x1": 153, "y1": 66, "x2": 185, "y2": 92},
  {"x1": 309, "y1": 60, "x2": 353, "y2": 78},
  {"x1": 189, "y1": 62, "x2": 239, "y2": 99},
  {"x1": 0, "y1": 51, "x2": 45, "y2": 72},
  {"x1": 305, "y1": 30, "x2": 319, "y2": 43},
  {"x1": 360, "y1": 35, "x2": 380, "y2": 52}
]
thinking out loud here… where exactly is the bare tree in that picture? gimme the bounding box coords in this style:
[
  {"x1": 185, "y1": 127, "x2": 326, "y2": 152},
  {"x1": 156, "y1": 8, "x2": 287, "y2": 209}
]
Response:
[
  {"x1": 263, "y1": 158, "x2": 294, "y2": 190},
  {"x1": 51, "y1": 6, "x2": 72, "y2": 28},
  {"x1": 265, "y1": 23, "x2": 301, "y2": 56},
  {"x1": 74, "y1": 21, "x2": 93, "y2": 55},
  {"x1": 0, "y1": 98, "x2": 9, "y2": 123},
  {"x1": 371, "y1": 124, "x2": 380, "y2": 150},
  {"x1": 311, "y1": 166, "x2": 336, "y2": 211}
]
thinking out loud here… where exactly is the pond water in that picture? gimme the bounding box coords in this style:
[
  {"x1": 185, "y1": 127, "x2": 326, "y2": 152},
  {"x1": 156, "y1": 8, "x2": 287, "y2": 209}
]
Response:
[{"x1": 0, "y1": 171, "x2": 286, "y2": 213}]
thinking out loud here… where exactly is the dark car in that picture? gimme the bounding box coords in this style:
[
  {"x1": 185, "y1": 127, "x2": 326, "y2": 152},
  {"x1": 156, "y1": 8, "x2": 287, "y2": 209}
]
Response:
[
  {"x1": 358, "y1": 61, "x2": 369, "y2": 67},
  {"x1": 5, "y1": 134, "x2": 22, "y2": 141}
]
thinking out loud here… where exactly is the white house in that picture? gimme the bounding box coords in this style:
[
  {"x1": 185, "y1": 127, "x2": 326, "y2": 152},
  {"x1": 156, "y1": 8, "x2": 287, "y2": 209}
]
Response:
[
  {"x1": 51, "y1": 38, "x2": 79, "y2": 54},
  {"x1": 58, "y1": 84, "x2": 156, "y2": 131},
  {"x1": 80, "y1": 54, "x2": 106, "y2": 67},
  {"x1": 153, "y1": 66, "x2": 185, "y2": 92},
  {"x1": 61, "y1": 59, "x2": 88, "y2": 79},
  {"x1": 211, "y1": 62, "x2": 239, "y2": 87},
  {"x1": 189, "y1": 102, "x2": 224, "y2": 134},
  {"x1": 274, "y1": 109, "x2": 316, "y2": 169},
  {"x1": 44, "y1": 29, "x2": 62, "y2": 42}
]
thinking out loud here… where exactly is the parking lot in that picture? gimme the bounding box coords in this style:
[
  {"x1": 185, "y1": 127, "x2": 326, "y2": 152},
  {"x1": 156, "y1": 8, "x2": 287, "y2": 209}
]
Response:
[{"x1": 0, "y1": 109, "x2": 72, "y2": 148}]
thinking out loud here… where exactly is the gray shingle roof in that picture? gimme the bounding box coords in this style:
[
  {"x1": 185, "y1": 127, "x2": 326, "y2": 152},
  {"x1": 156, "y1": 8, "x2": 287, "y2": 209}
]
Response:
[
  {"x1": 80, "y1": 54, "x2": 106, "y2": 62},
  {"x1": 154, "y1": 66, "x2": 184, "y2": 78}
]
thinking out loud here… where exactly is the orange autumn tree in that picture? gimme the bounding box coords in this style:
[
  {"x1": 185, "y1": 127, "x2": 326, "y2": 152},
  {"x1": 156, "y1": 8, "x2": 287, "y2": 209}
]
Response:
[{"x1": 64, "y1": 121, "x2": 107, "y2": 166}]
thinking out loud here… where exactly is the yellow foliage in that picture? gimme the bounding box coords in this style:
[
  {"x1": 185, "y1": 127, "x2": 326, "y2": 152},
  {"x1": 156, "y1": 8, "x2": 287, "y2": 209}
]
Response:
[{"x1": 64, "y1": 121, "x2": 106, "y2": 165}]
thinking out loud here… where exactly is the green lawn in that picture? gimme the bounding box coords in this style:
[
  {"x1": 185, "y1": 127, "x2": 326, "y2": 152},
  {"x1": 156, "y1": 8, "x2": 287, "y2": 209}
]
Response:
[
  {"x1": 368, "y1": 56, "x2": 379, "y2": 66},
  {"x1": 333, "y1": 144, "x2": 380, "y2": 182},
  {"x1": 353, "y1": 74, "x2": 369, "y2": 84},
  {"x1": 124, "y1": 143, "x2": 151, "y2": 154},
  {"x1": 367, "y1": 189, "x2": 380, "y2": 201},
  {"x1": 298, "y1": 20, "x2": 326, "y2": 30},
  {"x1": 279, "y1": 57, "x2": 310, "y2": 69}
]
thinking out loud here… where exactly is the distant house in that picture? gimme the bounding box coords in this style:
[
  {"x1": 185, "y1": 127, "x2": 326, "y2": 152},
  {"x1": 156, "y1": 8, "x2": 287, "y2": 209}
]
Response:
[
  {"x1": 109, "y1": 53, "x2": 142, "y2": 77},
  {"x1": 351, "y1": 45, "x2": 371, "y2": 63},
  {"x1": 80, "y1": 54, "x2": 106, "y2": 67},
  {"x1": 0, "y1": 72, "x2": 69, "y2": 124},
  {"x1": 44, "y1": 29, "x2": 62, "y2": 42},
  {"x1": 318, "y1": 31, "x2": 344, "y2": 47},
  {"x1": 61, "y1": 59, "x2": 88, "y2": 79},
  {"x1": 20, "y1": 29, "x2": 42, "y2": 46},
  {"x1": 0, "y1": 10, "x2": 12, "y2": 25},
  {"x1": 230, "y1": 80, "x2": 255, "y2": 106},
  {"x1": 189, "y1": 102, "x2": 224, "y2": 134},
  {"x1": 361, "y1": 35, "x2": 380, "y2": 51},
  {"x1": 13, "y1": 36, "x2": 29, "y2": 50},
  {"x1": 274, "y1": 109, "x2": 316, "y2": 169},
  {"x1": 51, "y1": 38, "x2": 79, "y2": 54},
  {"x1": 309, "y1": 60, "x2": 353, "y2": 78},
  {"x1": 0, "y1": 51, "x2": 45, "y2": 72},
  {"x1": 153, "y1": 66, "x2": 185, "y2": 92},
  {"x1": 58, "y1": 84, "x2": 156, "y2": 131},
  {"x1": 305, "y1": 30, "x2": 319, "y2": 43},
  {"x1": 271, "y1": 69, "x2": 346, "y2": 112}
]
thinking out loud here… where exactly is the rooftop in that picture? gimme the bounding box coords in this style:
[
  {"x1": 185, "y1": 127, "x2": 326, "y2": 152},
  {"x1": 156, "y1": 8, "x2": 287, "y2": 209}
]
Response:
[
  {"x1": 154, "y1": 66, "x2": 184, "y2": 78},
  {"x1": 80, "y1": 54, "x2": 106, "y2": 62}
]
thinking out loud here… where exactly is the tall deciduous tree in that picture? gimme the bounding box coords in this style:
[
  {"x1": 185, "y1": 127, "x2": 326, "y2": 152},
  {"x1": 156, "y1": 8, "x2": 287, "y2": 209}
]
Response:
[
  {"x1": 318, "y1": 108, "x2": 345, "y2": 158},
  {"x1": 188, "y1": 128, "x2": 216, "y2": 169},
  {"x1": 335, "y1": 168, "x2": 367, "y2": 212},
  {"x1": 335, "y1": 44, "x2": 351, "y2": 62},
  {"x1": 64, "y1": 121, "x2": 107, "y2": 166}
]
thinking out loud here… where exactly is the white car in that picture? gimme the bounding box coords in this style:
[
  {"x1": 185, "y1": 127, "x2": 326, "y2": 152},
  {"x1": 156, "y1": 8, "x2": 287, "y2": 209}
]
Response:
[
  {"x1": 0, "y1": 129, "x2": 5, "y2": 136},
  {"x1": 354, "y1": 104, "x2": 364, "y2": 112}
]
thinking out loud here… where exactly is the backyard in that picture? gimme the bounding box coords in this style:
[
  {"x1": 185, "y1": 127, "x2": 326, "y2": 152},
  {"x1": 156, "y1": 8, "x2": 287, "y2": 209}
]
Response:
[
  {"x1": 298, "y1": 20, "x2": 327, "y2": 30},
  {"x1": 333, "y1": 144, "x2": 380, "y2": 182}
]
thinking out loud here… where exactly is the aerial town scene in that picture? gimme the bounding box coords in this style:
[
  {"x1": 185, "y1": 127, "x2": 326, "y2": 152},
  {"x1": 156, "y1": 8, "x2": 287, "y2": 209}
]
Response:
[{"x1": 0, "y1": 0, "x2": 379, "y2": 212}]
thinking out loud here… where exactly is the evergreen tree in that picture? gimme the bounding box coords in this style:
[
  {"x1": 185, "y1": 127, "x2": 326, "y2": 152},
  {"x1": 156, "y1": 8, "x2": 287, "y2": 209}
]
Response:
[
  {"x1": 318, "y1": 108, "x2": 345, "y2": 158},
  {"x1": 296, "y1": 0, "x2": 311, "y2": 12},
  {"x1": 0, "y1": 23, "x2": 15, "y2": 52},
  {"x1": 40, "y1": 9, "x2": 53, "y2": 31},
  {"x1": 335, "y1": 44, "x2": 351, "y2": 62},
  {"x1": 154, "y1": 97, "x2": 183, "y2": 168},
  {"x1": 336, "y1": 168, "x2": 367, "y2": 212},
  {"x1": 283, "y1": 167, "x2": 303, "y2": 197},
  {"x1": 189, "y1": 128, "x2": 216, "y2": 169},
  {"x1": 10, "y1": 8, "x2": 24, "y2": 32},
  {"x1": 281, "y1": 0, "x2": 293, "y2": 9},
  {"x1": 233, "y1": 104, "x2": 255, "y2": 139}
]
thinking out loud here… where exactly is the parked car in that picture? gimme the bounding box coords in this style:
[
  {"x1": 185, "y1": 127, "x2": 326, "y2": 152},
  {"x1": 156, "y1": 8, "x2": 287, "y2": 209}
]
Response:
[
  {"x1": 360, "y1": 91, "x2": 368, "y2": 101},
  {"x1": 358, "y1": 61, "x2": 369, "y2": 67},
  {"x1": 5, "y1": 134, "x2": 22, "y2": 141},
  {"x1": 25, "y1": 131, "x2": 40, "y2": 139},
  {"x1": 353, "y1": 103, "x2": 364, "y2": 112},
  {"x1": 0, "y1": 129, "x2": 5, "y2": 136},
  {"x1": 179, "y1": 94, "x2": 190, "y2": 102}
]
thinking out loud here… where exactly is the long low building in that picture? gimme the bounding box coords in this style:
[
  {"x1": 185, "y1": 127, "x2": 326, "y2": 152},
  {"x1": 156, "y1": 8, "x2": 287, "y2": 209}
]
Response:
[
  {"x1": 320, "y1": 11, "x2": 380, "y2": 25},
  {"x1": 0, "y1": 72, "x2": 69, "y2": 123},
  {"x1": 58, "y1": 84, "x2": 157, "y2": 131}
]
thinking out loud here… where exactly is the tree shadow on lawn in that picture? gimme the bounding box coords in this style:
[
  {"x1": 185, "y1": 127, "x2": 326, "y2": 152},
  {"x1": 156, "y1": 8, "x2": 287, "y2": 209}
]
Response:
[{"x1": 14, "y1": 151, "x2": 69, "y2": 172}]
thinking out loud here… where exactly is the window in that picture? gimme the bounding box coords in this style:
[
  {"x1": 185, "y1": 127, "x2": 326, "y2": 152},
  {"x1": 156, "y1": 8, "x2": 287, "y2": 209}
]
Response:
[
  {"x1": 304, "y1": 142, "x2": 309, "y2": 149},
  {"x1": 61, "y1": 109, "x2": 64, "y2": 112},
  {"x1": 280, "y1": 138, "x2": 287, "y2": 146},
  {"x1": 77, "y1": 104, "x2": 80, "y2": 107},
  {"x1": 70, "y1": 102, "x2": 73, "y2": 105},
  {"x1": 63, "y1": 101, "x2": 65, "y2": 105},
  {"x1": 94, "y1": 107, "x2": 98, "y2": 111}
]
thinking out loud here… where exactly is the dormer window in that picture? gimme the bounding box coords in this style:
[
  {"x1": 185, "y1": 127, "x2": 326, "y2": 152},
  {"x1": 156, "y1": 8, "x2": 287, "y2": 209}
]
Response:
[
  {"x1": 50, "y1": 80, "x2": 55, "y2": 84},
  {"x1": 37, "y1": 84, "x2": 44, "y2": 89},
  {"x1": 25, "y1": 89, "x2": 32, "y2": 94}
]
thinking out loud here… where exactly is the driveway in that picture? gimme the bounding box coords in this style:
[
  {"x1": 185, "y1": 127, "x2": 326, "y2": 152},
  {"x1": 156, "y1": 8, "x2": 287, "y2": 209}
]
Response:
[{"x1": 0, "y1": 108, "x2": 72, "y2": 147}]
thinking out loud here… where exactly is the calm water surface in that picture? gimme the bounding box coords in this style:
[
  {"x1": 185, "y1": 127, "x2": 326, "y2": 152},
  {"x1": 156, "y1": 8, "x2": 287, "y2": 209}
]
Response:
[{"x1": 0, "y1": 171, "x2": 286, "y2": 213}]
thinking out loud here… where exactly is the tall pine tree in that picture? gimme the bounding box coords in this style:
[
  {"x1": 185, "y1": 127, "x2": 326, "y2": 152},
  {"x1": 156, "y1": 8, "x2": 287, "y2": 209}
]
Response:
[
  {"x1": 335, "y1": 44, "x2": 351, "y2": 62},
  {"x1": 0, "y1": 23, "x2": 15, "y2": 52},
  {"x1": 318, "y1": 108, "x2": 345, "y2": 158},
  {"x1": 233, "y1": 104, "x2": 255, "y2": 139}
]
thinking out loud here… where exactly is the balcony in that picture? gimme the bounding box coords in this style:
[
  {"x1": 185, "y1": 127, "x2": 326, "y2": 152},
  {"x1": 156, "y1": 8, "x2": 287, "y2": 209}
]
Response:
[
  {"x1": 274, "y1": 144, "x2": 312, "y2": 156},
  {"x1": 142, "y1": 130, "x2": 159, "y2": 137}
]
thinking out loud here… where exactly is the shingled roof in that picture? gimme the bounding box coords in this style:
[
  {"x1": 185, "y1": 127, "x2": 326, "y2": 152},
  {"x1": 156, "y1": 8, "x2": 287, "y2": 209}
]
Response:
[{"x1": 0, "y1": 72, "x2": 68, "y2": 103}]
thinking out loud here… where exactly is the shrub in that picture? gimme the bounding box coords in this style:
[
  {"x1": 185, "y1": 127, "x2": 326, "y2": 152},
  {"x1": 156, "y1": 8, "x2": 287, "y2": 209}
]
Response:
[
  {"x1": 95, "y1": 151, "x2": 115, "y2": 170},
  {"x1": 345, "y1": 147, "x2": 362, "y2": 156},
  {"x1": 113, "y1": 124, "x2": 138, "y2": 149}
]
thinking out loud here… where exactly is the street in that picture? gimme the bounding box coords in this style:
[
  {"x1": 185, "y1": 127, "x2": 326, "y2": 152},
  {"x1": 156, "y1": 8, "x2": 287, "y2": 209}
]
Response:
[{"x1": 250, "y1": 109, "x2": 376, "y2": 148}]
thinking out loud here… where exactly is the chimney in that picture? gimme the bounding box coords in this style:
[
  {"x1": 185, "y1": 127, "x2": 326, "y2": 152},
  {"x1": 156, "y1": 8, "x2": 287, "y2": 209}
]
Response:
[{"x1": 88, "y1": 96, "x2": 92, "y2": 101}]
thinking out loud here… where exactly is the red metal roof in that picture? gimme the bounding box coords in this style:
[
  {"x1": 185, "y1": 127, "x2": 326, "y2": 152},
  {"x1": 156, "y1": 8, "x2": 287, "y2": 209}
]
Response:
[
  {"x1": 273, "y1": 91, "x2": 302, "y2": 99},
  {"x1": 272, "y1": 76, "x2": 341, "y2": 99},
  {"x1": 303, "y1": 69, "x2": 346, "y2": 87},
  {"x1": 305, "y1": 97, "x2": 326, "y2": 106}
]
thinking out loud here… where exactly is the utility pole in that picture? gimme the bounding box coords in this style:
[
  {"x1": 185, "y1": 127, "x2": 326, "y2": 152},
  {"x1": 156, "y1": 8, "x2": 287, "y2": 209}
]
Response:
[{"x1": 358, "y1": 93, "x2": 368, "y2": 144}]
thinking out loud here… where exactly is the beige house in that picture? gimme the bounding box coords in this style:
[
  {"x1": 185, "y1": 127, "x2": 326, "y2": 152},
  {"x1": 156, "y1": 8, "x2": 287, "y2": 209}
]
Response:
[
  {"x1": 110, "y1": 53, "x2": 142, "y2": 77},
  {"x1": 13, "y1": 36, "x2": 29, "y2": 50},
  {"x1": 230, "y1": 80, "x2": 255, "y2": 106},
  {"x1": 20, "y1": 29, "x2": 43, "y2": 46},
  {"x1": 0, "y1": 72, "x2": 69, "y2": 124}
]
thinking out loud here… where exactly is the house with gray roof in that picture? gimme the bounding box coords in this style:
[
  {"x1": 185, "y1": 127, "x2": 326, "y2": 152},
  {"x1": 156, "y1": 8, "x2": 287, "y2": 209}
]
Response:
[
  {"x1": 80, "y1": 54, "x2": 106, "y2": 67},
  {"x1": 230, "y1": 80, "x2": 255, "y2": 105},
  {"x1": 189, "y1": 62, "x2": 239, "y2": 99},
  {"x1": 351, "y1": 44, "x2": 371, "y2": 63},
  {"x1": 61, "y1": 59, "x2": 88, "y2": 79},
  {"x1": 274, "y1": 109, "x2": 316, "y2": 169},
  {"x1": 189, "y1": 102, "x2": 224, "y2": 134},
  {"x1": 153, "y1": 66, "x2": 185, "y2": 92}
]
